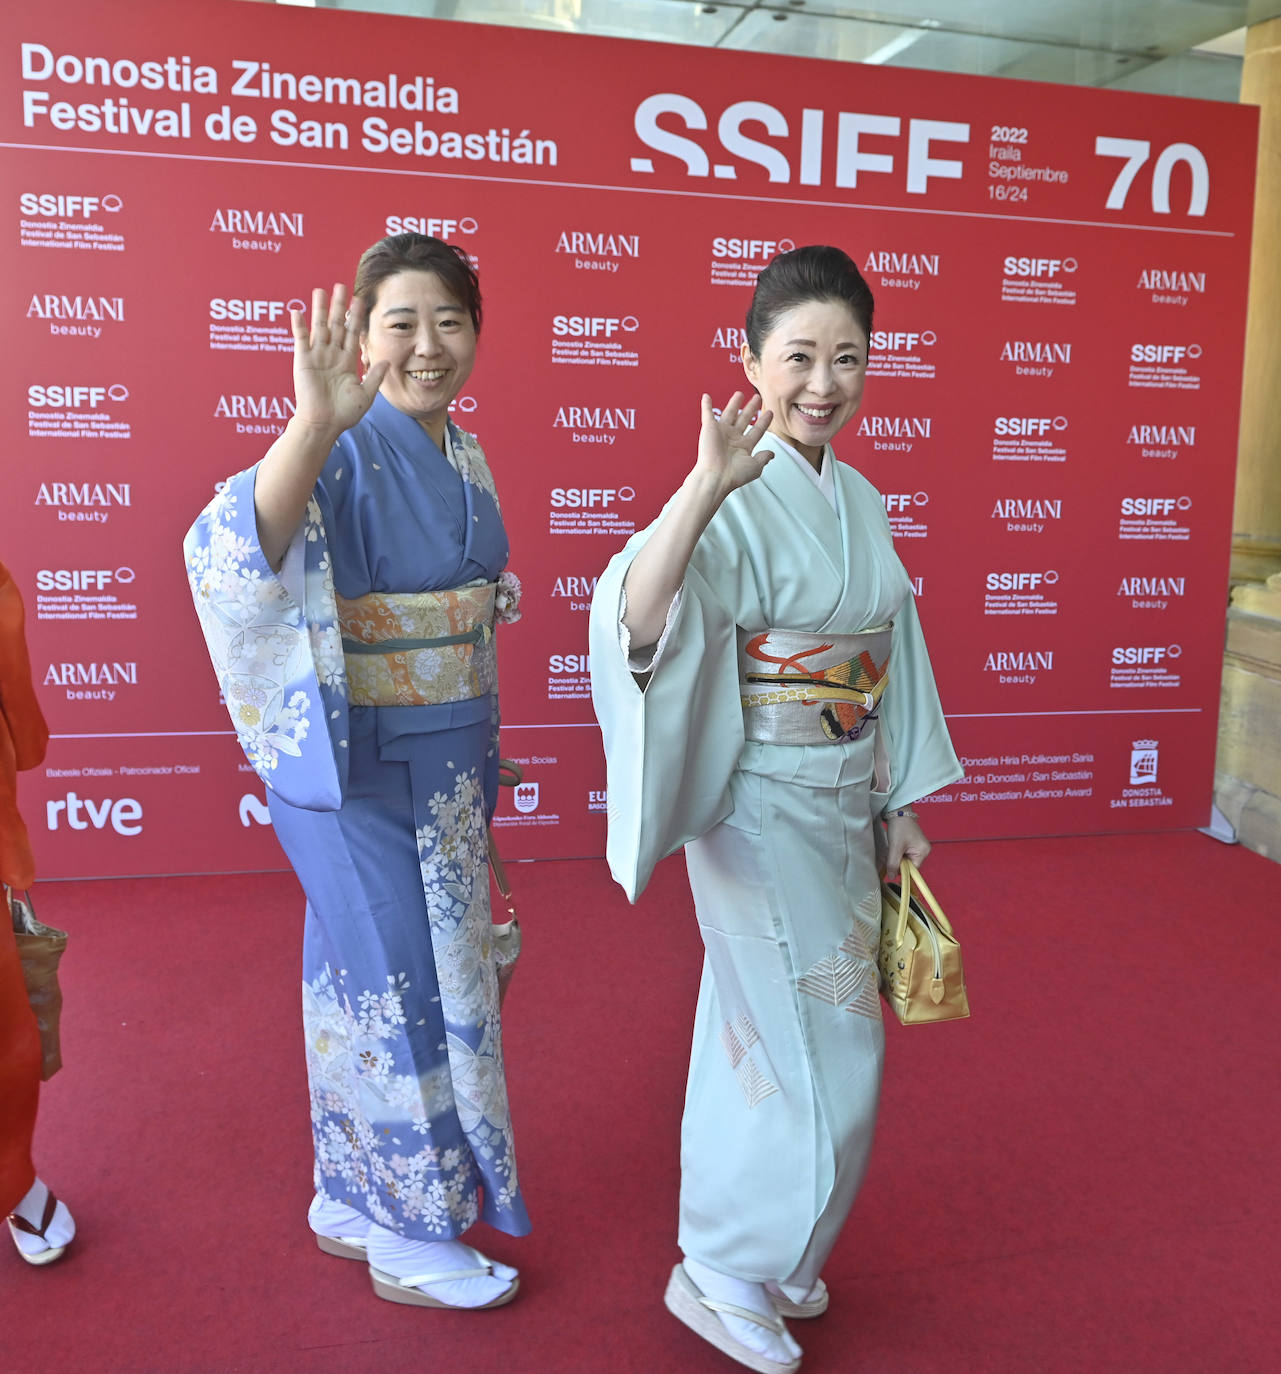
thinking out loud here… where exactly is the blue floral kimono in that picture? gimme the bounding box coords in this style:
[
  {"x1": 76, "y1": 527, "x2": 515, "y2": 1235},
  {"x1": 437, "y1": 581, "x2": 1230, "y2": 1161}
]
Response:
[{"x1": 184, "y1": 394, "x2": 530, "y2": 1241}]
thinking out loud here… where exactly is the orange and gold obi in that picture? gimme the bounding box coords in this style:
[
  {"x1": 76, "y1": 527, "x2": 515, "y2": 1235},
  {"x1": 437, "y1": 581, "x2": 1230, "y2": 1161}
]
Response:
[{"x1": 336, "y1": 584, "x2": 497, "y2": 708}]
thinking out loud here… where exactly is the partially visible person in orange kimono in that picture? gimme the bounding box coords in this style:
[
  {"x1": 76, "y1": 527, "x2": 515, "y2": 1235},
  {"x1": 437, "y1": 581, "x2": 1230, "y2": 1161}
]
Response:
[{"x1": 1, "y1": 558, "x2": 75, "y2": 1264}]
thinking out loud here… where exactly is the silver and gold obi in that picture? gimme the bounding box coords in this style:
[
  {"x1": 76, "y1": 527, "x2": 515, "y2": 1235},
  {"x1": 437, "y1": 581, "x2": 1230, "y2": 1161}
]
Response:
[
  {"x1": 336, "y1": 584, "x2": 497, "y2": 707},
  {"x1": 739, "y1": 624, "x2": 892, "y2": 745}
]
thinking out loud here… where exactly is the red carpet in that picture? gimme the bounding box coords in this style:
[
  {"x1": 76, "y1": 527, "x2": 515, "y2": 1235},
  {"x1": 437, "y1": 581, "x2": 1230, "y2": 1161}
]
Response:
[{"x1": 2, "y1": 832, "x2": 1278, "y2": 1373}]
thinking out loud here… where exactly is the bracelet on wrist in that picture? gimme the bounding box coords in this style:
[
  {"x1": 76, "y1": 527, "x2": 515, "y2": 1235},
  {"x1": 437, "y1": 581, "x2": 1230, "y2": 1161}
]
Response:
[{"x1": 883, "y1": 806, "x2": 919, "y2": 821}]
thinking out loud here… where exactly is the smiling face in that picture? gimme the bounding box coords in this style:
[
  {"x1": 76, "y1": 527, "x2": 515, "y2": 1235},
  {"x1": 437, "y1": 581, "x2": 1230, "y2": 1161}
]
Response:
[
  {"x1": 362, "y1": 268, "x2": 477, "y2": 444},
  {"x1": 742, "y1": 298, "x2": 868, "y2": 465}
]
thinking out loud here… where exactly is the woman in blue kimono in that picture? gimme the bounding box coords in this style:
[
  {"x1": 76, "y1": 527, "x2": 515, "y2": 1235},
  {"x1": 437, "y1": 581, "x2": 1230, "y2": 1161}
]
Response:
[
  {"x1": 185, "y1": 234, "x2": 528, "y2": 1310},
  {"x1": 591, "y1": 246, "x2": 962, "y2": 1371}
]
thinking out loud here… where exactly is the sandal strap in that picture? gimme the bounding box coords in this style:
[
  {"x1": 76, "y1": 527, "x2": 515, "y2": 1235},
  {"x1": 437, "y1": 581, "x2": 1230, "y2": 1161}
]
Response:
[
  {"x1": 395, "y1": 1243, "x2": 494, "y2": 1287},
  {"x1": 7, "y1": 1190, "x2": 58, "y2": 1240},
  {"x1": 397, "y1": 1264, "x2": 492, "y2": 1286},
  {"x1": 697, "y1": 1295, "x2": 786, "y2": 1334}
]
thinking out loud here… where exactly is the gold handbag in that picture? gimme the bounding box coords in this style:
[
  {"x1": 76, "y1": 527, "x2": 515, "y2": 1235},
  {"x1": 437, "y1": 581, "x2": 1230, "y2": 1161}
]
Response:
[
  {"x1": 7, "y1": 887, "x2": 68, "y2": 1078},
  {"x1": 878, "y1": 859, "x2": 970, "y2": 1025}
]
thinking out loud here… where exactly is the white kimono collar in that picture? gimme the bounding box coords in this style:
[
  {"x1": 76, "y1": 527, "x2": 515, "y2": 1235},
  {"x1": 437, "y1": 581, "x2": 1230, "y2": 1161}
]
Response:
[{"x1": 755, "y1": 431, "x2": 836, "y2": 510}]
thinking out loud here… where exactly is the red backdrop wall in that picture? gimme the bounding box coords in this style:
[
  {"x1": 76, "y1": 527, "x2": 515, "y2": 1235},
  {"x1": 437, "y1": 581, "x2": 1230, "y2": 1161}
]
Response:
[{"x1": 0, "y1": 0, "x2": 1258, "y2": 878}]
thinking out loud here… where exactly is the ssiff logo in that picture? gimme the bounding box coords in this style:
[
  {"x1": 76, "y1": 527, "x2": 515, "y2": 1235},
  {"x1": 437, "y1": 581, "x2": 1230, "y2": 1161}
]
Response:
[
  {"x1": 386, "y1": 214, "x2": 476, "y2": 238},
  {"x1": 1130, "y1": 740, "x2": 1158, "y2": 786},
  {"x1": 514, "y1": 782, "x2": 540, "y2": 814},
  {"x1": 20, "y1": 193, "x2": 123, "y2": 218}
]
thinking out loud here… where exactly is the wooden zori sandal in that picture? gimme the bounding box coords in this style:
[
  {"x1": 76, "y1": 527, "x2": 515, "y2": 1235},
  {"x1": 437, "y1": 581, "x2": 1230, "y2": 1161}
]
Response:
[
  {"x1": 7, "y1": 1191, "x2": 69, "y2": 1266},
  {"x1": 664, "y1": 1263, "x2": 801, "y2": 1374},
  {"x1": 766, "y1": 1277, "x2": 829, "y2": 1319},
  {"x1": 369, "y1": 1244, "x2": 519, "y2": 1310},
  {"x1": 314, "y1": 1231, "x2": 368, "y2": 1261}
]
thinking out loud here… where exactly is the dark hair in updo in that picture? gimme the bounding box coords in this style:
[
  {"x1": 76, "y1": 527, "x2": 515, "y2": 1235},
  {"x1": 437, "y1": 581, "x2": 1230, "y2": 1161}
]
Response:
[
  {"x1": 744, "y1": 245, "x2": 874, "y2": 357},
  {"x1": 353, "y1": 232, "x2": 482, "y2": 332}
]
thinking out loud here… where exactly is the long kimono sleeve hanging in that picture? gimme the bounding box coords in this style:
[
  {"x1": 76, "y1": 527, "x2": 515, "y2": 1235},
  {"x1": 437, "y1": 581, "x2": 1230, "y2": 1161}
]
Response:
[{"x1": 183, "y1": 465, "x2": 350, "y2": 810}]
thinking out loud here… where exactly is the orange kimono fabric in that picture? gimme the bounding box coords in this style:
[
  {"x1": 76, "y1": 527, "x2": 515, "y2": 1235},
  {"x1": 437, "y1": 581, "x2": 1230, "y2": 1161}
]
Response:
[{"x1": 0, "y1": 560, "x2": 48, "y2": 1212}]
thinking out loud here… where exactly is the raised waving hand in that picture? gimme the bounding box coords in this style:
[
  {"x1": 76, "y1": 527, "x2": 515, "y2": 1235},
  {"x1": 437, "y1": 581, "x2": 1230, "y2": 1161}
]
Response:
[
  {"x1": 291, "y1": 284, "x2": 387, "y2": 434},
  {"x1": 618, "y1": 390, "x2": 774, "y2": 648},
  {"x1": 693, "y1": 391, "x2": 774, "y2": 502},
  {"x1": 254, "y1": 284, "x2": 388, "y2": 569}
]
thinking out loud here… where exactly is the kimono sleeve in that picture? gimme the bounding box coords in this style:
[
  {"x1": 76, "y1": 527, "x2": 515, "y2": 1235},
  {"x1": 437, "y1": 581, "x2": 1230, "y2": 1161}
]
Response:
[
  {"x1": 588, "y1": 522, "x2": 744, "y2": 903},
  {"x1": 875, "y1": 591, "x2": 964, "y2": 815},
  {"x1": 183, "y1": 463, "x2": 350, "y2": 811},
  {"x1": 0, "y1": 564, "x2": 49, "y2": 773}
]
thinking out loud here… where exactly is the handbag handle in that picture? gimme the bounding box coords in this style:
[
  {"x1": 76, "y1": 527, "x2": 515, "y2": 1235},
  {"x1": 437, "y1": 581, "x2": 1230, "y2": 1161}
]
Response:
[
  {"x1": 890, "y1": 858, "x2": 957, "y2": 941},
  {"x1": 488, "y1": 758, "x2": 522, "y2": 917}
]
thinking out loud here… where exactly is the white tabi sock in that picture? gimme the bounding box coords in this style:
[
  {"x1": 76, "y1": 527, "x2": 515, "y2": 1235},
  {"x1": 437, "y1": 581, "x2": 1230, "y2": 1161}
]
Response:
[
  {"x1": 308, "y1": 1193, "x2": 370, "y2": 1246},
  {"x1": 366, "y1": 1224, "x2": 517, "y2": 1309},
  {"x1": 683, "y1": 1256, "x2": 803, "y2": 1365},
  {"x1": 8, "y1": 1178, "x2": 76, "y2": 1259}
]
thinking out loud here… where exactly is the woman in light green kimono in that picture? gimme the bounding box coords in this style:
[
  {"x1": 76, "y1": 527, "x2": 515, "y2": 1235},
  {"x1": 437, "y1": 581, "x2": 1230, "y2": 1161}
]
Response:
[{"x1": 589, "y1": 246, "x2": 962, "y2": 1374}]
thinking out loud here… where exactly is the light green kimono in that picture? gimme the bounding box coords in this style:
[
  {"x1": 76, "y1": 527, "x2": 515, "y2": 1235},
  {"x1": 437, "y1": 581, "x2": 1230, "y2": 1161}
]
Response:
[{"x1": 589, "y1": 433, "x2": 962, "y2": 1286}]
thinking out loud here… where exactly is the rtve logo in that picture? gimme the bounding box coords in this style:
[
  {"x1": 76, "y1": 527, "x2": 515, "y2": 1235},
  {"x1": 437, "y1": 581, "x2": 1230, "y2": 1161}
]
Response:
[
  {"x1": 884, "y1": 491, "x2": 929, "y2": 513},
  {"x1": 552, "y1": 315, "x2": 640, "y2": 338},
  {"x1": 550, "y1": 487, "x2": 635, "y2": 509},
  {"x1": 986, "y1": 571, "x2": 1059, "y2": 591},
  {"x1": 27, "y1": 383, "x2": 128, "y2": 407},
  {"x1": 20, "y1": 192, "x2": 122, "y2": 217},
  {"x1": 712, "y1": 236, "x2": 794, "y2": 259},
  {"x1": 209, "y1": 297, "x2": 306, "y2": 322},
  {"x1": 1130, "y1": 344, "x2": 1201, "y2": 363},
  {"x1": 1112, "y1": 644, "x2": 1182, "y2": 665},
  {"x1": 870, "y1": 329, "x2": 936, "y2": 352},
  {"x1": 1002, "y1": 256, "x2": 1078, "y2": 277},
  {"x1": 994, "y1": 416, "x2": 1068, "y2": 436},
  {"x1": 1120, "y1": 497, "x2": 1193, "y2": 516},
  {"x1": 36, "y1": 566, "x2": 134, "y2": 591},
  {"x1": 47, "y1": 792, "x2": 142, "y2": 835},
  {"x1": 385, "y1": 215, "x2": 476, "y2": 237}
]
